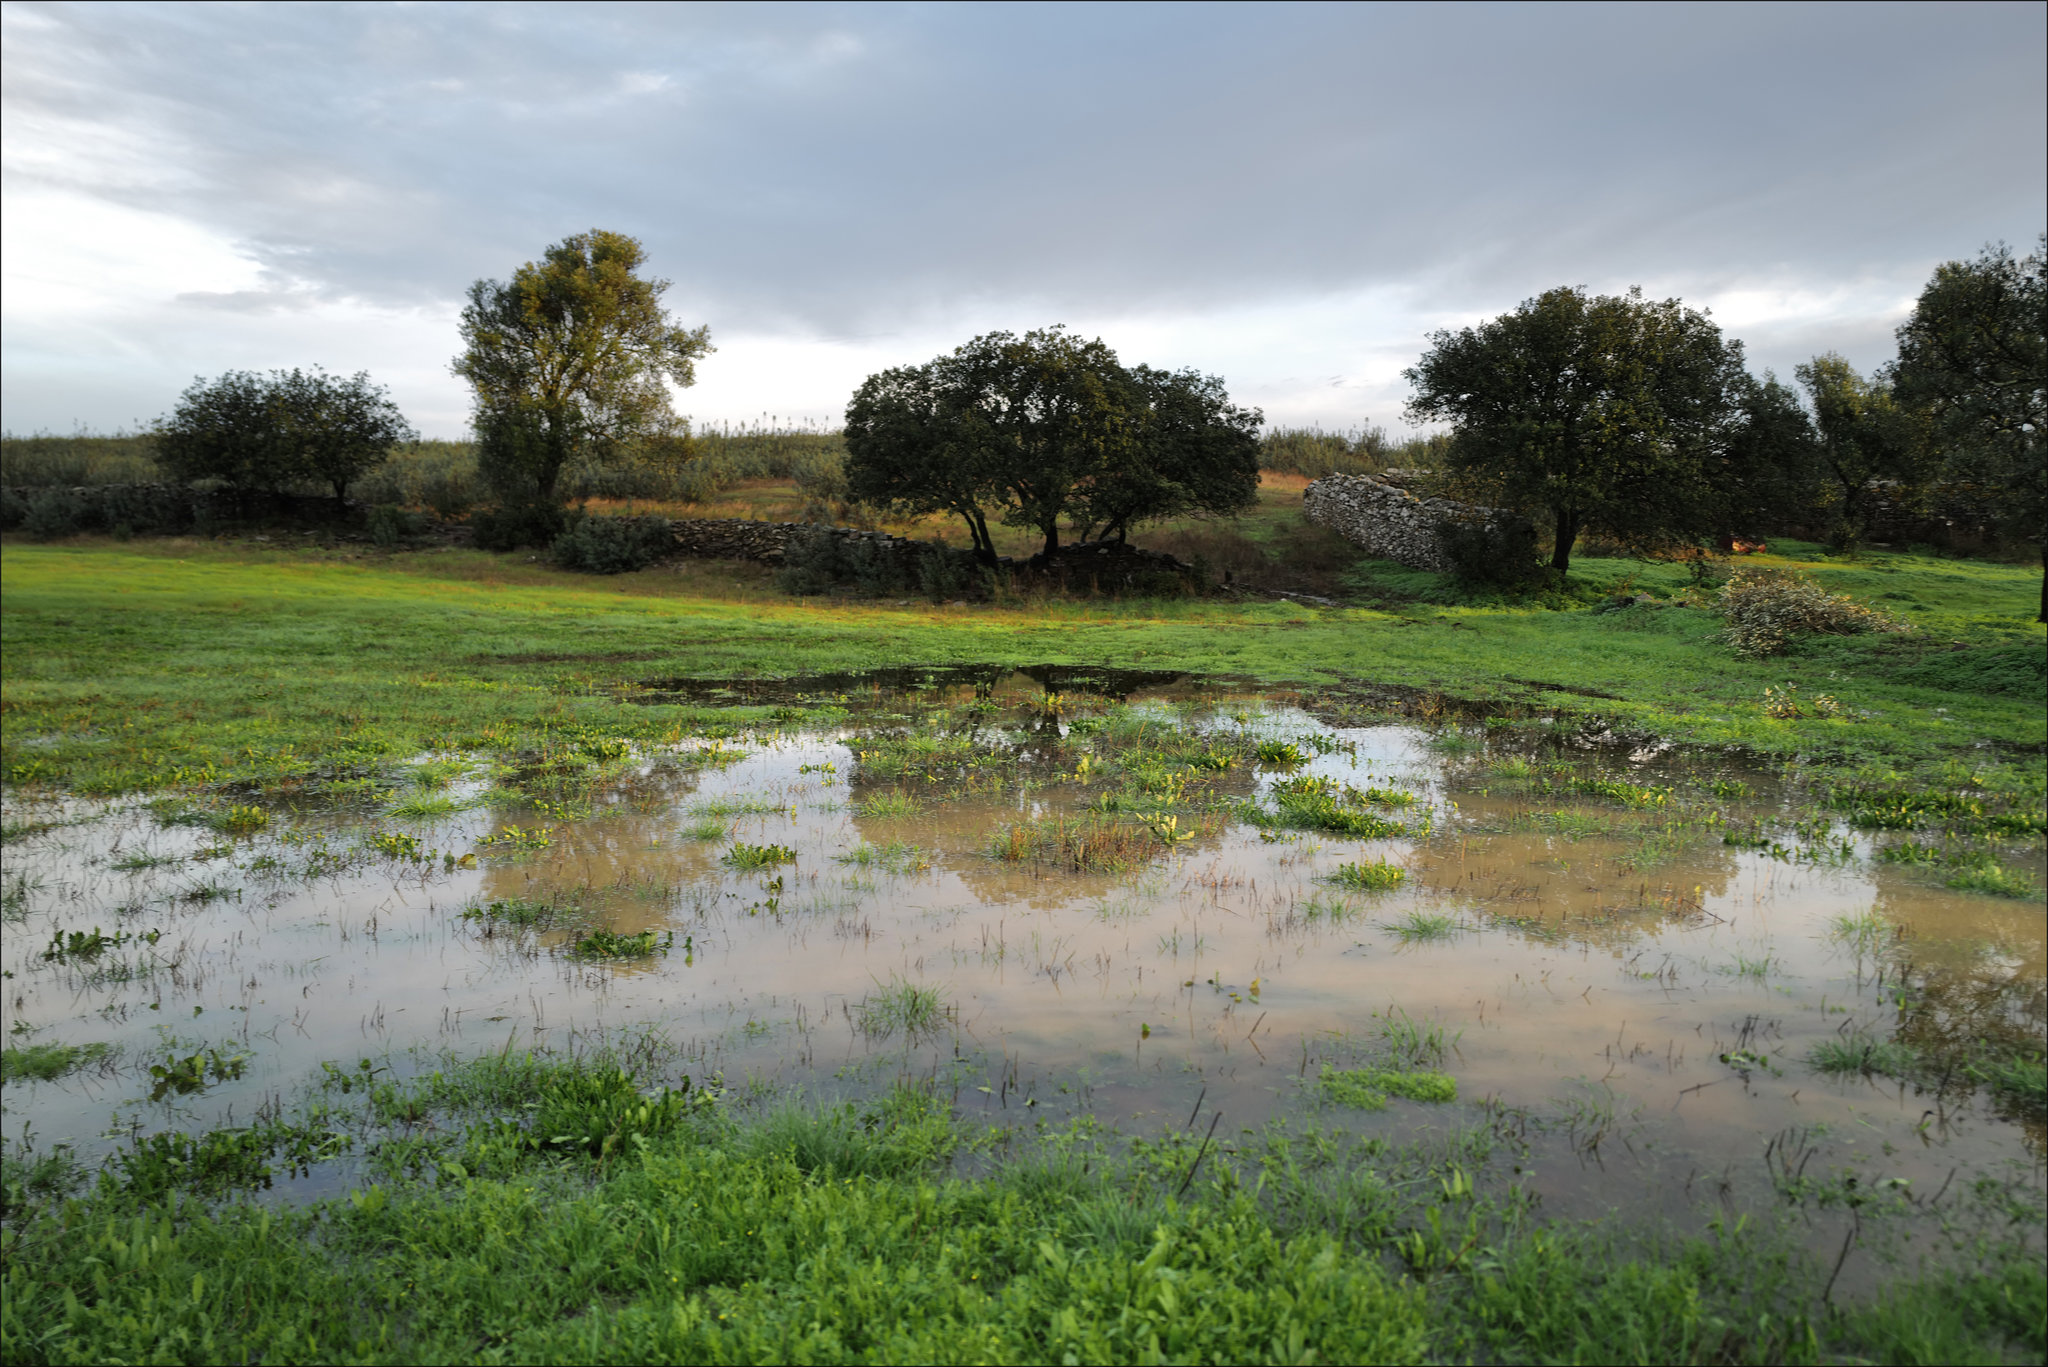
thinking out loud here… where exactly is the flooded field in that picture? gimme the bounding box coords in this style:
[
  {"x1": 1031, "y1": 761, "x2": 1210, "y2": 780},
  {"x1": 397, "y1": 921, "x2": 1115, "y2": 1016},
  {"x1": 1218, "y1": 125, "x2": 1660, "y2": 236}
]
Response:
[{"x1": 4, "y1": 667, "x2": 2043, "y2": 1236}]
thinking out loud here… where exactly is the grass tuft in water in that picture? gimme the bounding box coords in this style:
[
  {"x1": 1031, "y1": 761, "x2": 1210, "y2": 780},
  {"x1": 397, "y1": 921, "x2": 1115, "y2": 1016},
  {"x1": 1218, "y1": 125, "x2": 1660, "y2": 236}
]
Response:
[
  {"x1": 1384, "y1": 911, "x2": 1461, "y2": 942},
  {"x1": 570, "y1": 929, "x2": 676, "y2": 960},
  {"x1": 855, "y1": 790, "x2": 923, "y2": 818},
  {"x1": 857, "y1": 978, "x2": 953, "y2": 1040},
  {"x1": 1, "y1": 1040, "x2": 114, "y2": 1082},
  {"x1": 1320, "y1": 1065, "x2": 1458, "y2": 1109},
  {"x1": 1324, "y1": 859, "x2": 1406, "y2": 892},
  {"x1": 680, "y1": 817, "x2": 728, "y2": 841},
  {"x1": 1808, "y1": 1035, "x2": 1917, "y2": 1077},
  {"x1": 723, "y1": 842, "x2": 797, "y2": 870}
]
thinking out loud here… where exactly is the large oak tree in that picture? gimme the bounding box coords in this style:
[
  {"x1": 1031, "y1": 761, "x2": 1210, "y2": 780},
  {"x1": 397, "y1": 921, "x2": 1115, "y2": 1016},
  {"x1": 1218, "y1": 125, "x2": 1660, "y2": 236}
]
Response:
[
  {"x1": 452, "y1": 230, "x2": 711, "y2": 502},
  {"x1": 1405, "y1": 286, "x2": 1749, "y2": 574},
  {"x1": 845, "y1": 328, "x2": 1259, "y2": 562}
]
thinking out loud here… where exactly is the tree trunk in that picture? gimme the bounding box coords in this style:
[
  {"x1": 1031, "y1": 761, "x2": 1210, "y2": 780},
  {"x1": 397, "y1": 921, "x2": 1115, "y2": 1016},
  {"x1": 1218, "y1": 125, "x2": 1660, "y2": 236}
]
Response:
[
  {"x1": 1040, "y1": 521, "x2": 1060, "y2": 558},
  {"x1": 2038, "y1": 542, "x2": 2045, "y2": 624},
  {"x1": 1550, "y1": 509, "x2": 1581, "y2": 574}
]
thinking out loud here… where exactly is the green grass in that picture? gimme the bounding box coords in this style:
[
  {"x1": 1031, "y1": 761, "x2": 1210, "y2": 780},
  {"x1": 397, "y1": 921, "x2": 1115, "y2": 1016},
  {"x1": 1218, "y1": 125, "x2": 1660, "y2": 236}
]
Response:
[
  {"x1": 856, "y1": 978, "x2": 952, "y2": 1039},
  {"x1": 1319, "y1": 1065, "x2": 1459, "y2": 1108},
  {"x1": 1385, "y1": 910, "x2": 1462, "y2": 942},
  {"x1": 0, "y1": 541, "x2": 2038, "y2": 803},
  {"x1": 1323, "y1": 858, "x2": 1406, "y2": 891},
  {"x1": 722, "y1": 842, "x2": 796, "y2": 870},
  {"x1": 0, "y1": 1040, "x2": 113, "y2": 1082},
  {"x1": 0, "y1": 1047, "x2": 2041, "y2": 1366},
  {"x1": 1944, "y1": 862, "x2": 2043, "y2": 898},
  {"x1": 1808, "y1": 1035, "x2": 1919, "y2": 1077}
]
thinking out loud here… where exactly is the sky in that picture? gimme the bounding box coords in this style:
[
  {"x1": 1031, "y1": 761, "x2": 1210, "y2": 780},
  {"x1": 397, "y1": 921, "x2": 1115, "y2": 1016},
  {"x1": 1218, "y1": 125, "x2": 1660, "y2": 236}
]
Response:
[{"x1": 3, "y1": 1, "x2": 2043, "y2": 439}]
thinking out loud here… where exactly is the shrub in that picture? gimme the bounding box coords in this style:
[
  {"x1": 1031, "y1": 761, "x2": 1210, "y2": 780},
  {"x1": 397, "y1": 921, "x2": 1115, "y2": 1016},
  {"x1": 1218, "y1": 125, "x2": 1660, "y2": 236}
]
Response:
[
  {"x1": 1719, "y1": 567, "x2": 1911, "y2": 658},
  {"x1": 1434, "y1": 513, "x2": 1541, "y2": 586},
  {"x1": 367, "y1": 504, "x2": 430, "y2": 548},
  {"x1": 549, "y1": 514, "x2": 672, "y2": 574},
  {"x1": 470, "y1": 499, "x2": 568, "y2": 551},
  {"x1": 917, "y1": 547, "x2": 976, "y2": 602},
  {"x1": 22, "y1": 488, "x2": 88, "y2": 539}
]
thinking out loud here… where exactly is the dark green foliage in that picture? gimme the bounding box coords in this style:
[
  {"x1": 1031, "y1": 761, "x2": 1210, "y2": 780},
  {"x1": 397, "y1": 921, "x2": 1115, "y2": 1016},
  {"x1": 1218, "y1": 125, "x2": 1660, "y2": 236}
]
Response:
[
  {"x1": 1406, "y1": 286, "x2": 1752, "y2": 573},
  {"x1": 453, "y1": 230, "x2": 711, "y2": 502},
  {"x1": 549, "y1": 514, "x2": 673, "y2": 574},
  {"x1": 916, "y1": 546, "x2": 976, "y2": 602},
  {"x1": 846, "y1": 327, "x2": 1260, "y2": 562},
  {"x1": 154, "y1": 368, "x2": 413, "y2": 498},
  {"x1": 1434, "y1": 511, "x2": 1542, "y2": 585},
  {"x1": 365, "y1": 504, "x2": 429, "y2": 548},
  {"x1": 19, "y1": 487, "x2": 86, "y2": 540},
  {"x1": 469, "y1": 498, "x2": 568, "y2": 551},
  {"x1": 774, "y1": 528, "x2": 908, "y2": 596},
  {"x1": 1794, "y1": 353, "x2": 1929, "y2": 548}
]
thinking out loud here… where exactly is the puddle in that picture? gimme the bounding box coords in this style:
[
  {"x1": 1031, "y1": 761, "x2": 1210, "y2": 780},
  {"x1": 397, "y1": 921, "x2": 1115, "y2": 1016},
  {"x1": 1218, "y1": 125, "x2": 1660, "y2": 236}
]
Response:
[{"x1": 3, "y1": 669, "x2": 2042, "y2": 1233}]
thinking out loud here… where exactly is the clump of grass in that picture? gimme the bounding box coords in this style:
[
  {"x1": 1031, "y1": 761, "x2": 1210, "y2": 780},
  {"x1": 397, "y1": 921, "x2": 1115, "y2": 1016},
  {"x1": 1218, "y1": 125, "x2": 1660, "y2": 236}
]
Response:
[
  {"x1": 690, "y1": 796, "x2": 788, "y2": 819},
  {"x1": 1295, "y1": 892, "x2": 1360, "y2": 923},
  {"x1": 1377, "y1": 1009, "x2": 1458, "y2": 1068},
  {"x1": 1244, "y1": 776, "x2": 1407, "y2": 838},
  {"x1": 1722, "y1": 952, "x2": 1776, "y2": 979},
  {"x1": 1827, "y1": 909, "x2": 1891, "y2": 954},
  {"x1": 1968, "y1": 1055, "x2": 2047, "y2": 1112},
  {"x1": 388, "y1": 794, "x2": 461, "y2": 818},
  {"x1": 460, "y1": 898, "x2": 561, "y2": 930},
  {"x1": 1255, "y1": 740, "x2": 1305, "y2": 766},
  {"x1": 1, "y1": 1040, "x2": 114, "y2": 1082},
  {"x1": 988, "y1": 815, "x2": 1200, "y2": 873},
  {"x1": 1944, "y1": 862, "x2": 2041, "y2": 899},
  {"x1": 857, "y1": 978, "x2": 953, "y2": 1039},
  {"x1": 1319, "y1": 1065, "x2": 1457, "y2": 1109},
  {"x1": 570, "y1": 929, "x2": 675, "y2": 960},
  {"x1": 1808, "y1": 1035, "x2": 1917, "y2": 1078},
  {"x1": 723, "y1": 842, "x2": 797, "y2": 870},
  {"x1": 1572, "y1": 777, "x2": 1672, "y2": 807},
  {"x1": 1384, "y1": 911, "x2": 1460, "y2": 942},
  {"x1": 110, "y1": 851, "x2": 181, "y2": 872},
  {"x1": 836, "y1": 841, "x2": 930, "y2": 874},
  {"x1": 681, "y1": 817, "x2": 728, "y2": 841},
  {"x1": 474, "y1": 824, "x2": 551, "y2": 852},
  {"x1": 856, "y1": 790, "x2": 923, "y2": 818},
  {"x1": 1324, "y1": 859, "x2": 1406, "y2": 892}
]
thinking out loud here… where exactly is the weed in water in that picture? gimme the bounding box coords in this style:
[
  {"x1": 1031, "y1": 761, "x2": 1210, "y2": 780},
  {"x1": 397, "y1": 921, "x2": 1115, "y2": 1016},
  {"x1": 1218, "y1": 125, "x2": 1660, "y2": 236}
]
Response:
[
  {"x1": 1385, "y1": 910, "x2": 1461, "y2": 942},
  {"x1": 681, "y1": 817, "x2": 727, "y2": 840},
  {"x1": 724, "y1": 842, "x2": 797, "y2": 870},
  {"x1": 1378, "y1": 1009, "x2": 1458, "y2": 1068},
  {"x1": 1944, "y1": 862, "x2": 2041, "y2": 899},
  {"x1": 1325, "y1": 859, "x2": 1406, "y2": 892},
  {"x1": 147, "y1": 1046, "x2": 248, "y2": 1101},
  {"x1": 1827, "y1": 909, "x2": 1891, "y2": 954},
  {"x1": 1808, "y1": 1035, "x2": 1917, "y2": 1078},
  {"x1": 570, "y1": 928, "x2": 678, "y2": 960},
  {"x1": 474, "y1": 823, "x2": 552, "y2": 852},
  {"x1": 1320, "y1": 1065, "x2": 1458, "y2": 1109},
  {"x1": 835, "y1": 841, "x2": 931, "y2": 874},
  {"x1": 1722, "y1": 952, "x2": 1777, "y2": 979},
  {"x1": 855, "y1": 790, "x2": 923, "y2": 818},
  {"x1": 388, "y1": 794, "x2": 461, "y2": 819},
  {"x1": 1256, "y1": 740, "x2": 1305, "y2": 766},
  {"x1": 459, "y1": 898, "x2": 563, "y2": 930},
  {"x1": 110, "y1": 851, "x2": 181, "y2": 872},
  {"x1": 0, "y1": 1041, "x2": 114, "y2": 1082},
  {"x1": 857, "y1": 978, "x2": 953, "y2": 1040}
]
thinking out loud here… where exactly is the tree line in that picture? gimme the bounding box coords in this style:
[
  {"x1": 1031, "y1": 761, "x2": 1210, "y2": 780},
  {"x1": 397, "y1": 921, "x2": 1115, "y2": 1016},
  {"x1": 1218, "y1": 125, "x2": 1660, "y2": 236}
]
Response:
[{"x1": 140, "y1": 229, "x2": 2043, "y2": 612}]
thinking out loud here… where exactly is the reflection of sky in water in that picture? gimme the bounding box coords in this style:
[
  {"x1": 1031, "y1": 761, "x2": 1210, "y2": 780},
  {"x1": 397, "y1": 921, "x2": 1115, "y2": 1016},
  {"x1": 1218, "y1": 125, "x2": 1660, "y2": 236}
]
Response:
[{"x1": 3, "y1": 702, "x2": 2041, "y2": 1228}]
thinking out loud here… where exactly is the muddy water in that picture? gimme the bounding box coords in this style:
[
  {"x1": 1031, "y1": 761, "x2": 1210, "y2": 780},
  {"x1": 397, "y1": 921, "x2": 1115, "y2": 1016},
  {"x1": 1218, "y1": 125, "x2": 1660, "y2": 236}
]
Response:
[{"x1": 3, "y1": 677, "x2": 2042, "y2": 1231}]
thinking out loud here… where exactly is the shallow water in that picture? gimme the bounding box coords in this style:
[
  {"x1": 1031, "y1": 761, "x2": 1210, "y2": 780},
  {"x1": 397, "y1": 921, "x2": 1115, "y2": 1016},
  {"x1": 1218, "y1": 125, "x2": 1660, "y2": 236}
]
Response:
[{"x1": 3, "y1": 671, "x2": 2042, "y2": 1232}]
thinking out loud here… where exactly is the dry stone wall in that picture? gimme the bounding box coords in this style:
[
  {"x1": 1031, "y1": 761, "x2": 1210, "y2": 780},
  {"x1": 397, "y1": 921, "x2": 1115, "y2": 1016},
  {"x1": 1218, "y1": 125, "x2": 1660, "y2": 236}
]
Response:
[{"x1": 1302, "y1": 472, "x2": 1530, "y2": 571}]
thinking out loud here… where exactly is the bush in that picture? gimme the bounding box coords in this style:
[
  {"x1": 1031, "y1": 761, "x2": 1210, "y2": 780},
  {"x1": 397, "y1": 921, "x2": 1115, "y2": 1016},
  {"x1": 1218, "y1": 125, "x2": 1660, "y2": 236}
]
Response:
[
  {"x1": 1719, "y1": 567, "x2": 1912, "y2": 658},
  {"x1": 470, "y1": 500, "x2": 568, "y2": 551},
  {"x1": 1434, "y1": 513, "x2": 1541, "y2": 586},
  {"x1": 916, "y1": 548, "x2": 976, "y2": 602},
  {"x1": 22, "y1": 488, "x2": 88, "y2": 540},
  {"x1": 549, "y1": 514, "x2": 673, "y2": 574},
  {"x1": 367, "y1": 504, "x2": 430, "y2": 548},
  {"x1": 775, "y1": 526, "x2": 849, "y2": 595}
]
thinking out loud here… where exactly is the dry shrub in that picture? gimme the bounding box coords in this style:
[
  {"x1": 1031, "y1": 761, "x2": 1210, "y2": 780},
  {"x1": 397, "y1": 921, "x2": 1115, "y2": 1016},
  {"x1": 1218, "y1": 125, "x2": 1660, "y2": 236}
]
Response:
[{"x1": 1719, "y1": 567, "x2": 1911, "y2": 658}]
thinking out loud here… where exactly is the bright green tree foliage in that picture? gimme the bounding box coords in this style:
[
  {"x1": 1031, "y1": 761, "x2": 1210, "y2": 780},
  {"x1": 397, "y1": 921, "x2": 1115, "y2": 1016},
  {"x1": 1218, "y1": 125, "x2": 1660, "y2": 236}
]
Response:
[
  {"x1": 1404, "y1": 286, "x2": 1750, "y2": 573},
  {"x1": 845, "y1": 328, "x2": 1259, "y2": 562},
  {"x1": 1891, "y1": 236, "x2": 2047, "y2": 620},
  {"x1": 154, "y1": 368, "x2": 413, "y2": 498},
  {"x1": 452, "y1": 230, "x2": 712, "y2": 501}
]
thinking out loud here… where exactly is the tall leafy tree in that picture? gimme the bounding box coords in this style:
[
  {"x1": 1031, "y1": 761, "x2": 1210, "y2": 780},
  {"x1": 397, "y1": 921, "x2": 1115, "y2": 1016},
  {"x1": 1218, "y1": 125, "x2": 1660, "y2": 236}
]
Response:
[
  {"x1": 1405, "y1": 286, "x2": 1749, "y2": 574},
  {"x1": 1714, "y1": 371, "x2": 1825, "y2": 533},
  {"x1": 1792, "y1": 353, "x2": 1926, "y2": 546},
  {"x1": 845, "y1": 328, "x2": 1259, "y2": 562},
  {"x1": 452, "y1": 230, "x2": 712, "y2": 501},
  {"x1": 154, "y1": 368, "x2": 412, "y2": 498},
  {"x1": 1890, "y1": 237, "x2": 2047, "y2": 620}
]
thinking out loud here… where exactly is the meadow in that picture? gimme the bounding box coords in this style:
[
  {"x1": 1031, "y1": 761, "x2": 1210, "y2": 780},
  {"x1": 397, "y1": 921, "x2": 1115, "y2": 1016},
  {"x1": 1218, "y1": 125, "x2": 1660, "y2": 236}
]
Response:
[{"x1": 2, "y1": 463, "x2": 2044, "y2": 1365}]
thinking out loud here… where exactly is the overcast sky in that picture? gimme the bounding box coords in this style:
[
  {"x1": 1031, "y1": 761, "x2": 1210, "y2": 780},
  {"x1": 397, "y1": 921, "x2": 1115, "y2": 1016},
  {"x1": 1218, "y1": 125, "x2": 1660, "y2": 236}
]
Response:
[{"x1": 3, "y1": 1, "x2": 2042, "y2": 439}]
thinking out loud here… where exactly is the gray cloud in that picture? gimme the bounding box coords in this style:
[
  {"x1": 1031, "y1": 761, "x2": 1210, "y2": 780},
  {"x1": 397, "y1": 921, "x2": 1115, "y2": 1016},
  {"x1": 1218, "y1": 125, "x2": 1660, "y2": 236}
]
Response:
[{"x1": 3, "y1": 0, "x2": 2042, "y2": 434}]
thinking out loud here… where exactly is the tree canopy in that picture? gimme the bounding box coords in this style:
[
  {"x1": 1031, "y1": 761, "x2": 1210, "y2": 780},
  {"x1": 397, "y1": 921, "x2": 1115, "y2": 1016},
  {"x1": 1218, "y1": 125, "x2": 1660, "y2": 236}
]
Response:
[
  {"x1": 452, "y1": 230, "x2": 712, "y2": 502},
  {"x1": 1890, "y1": 236, "x2": 2046, "y2": 619},
  {"x1": 153, "y1": 368, "x2": 412, "y2": 498},
  {"x1": 1404, "y1": 286, "x2": 1750, "y2": 573},
  {"x1": 844, "y1": 328, "x2": 1260, "y2": 562},
  {"x1": 1792, "y1": 353, "x2": 1927, "y2": 545}
]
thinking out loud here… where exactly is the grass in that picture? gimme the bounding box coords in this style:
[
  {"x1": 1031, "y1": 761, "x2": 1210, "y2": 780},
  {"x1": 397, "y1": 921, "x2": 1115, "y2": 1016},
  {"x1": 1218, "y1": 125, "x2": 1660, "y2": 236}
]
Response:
[
  {"x1": 1319, "y1": 1065, "x2": 1459, "y2": 1109},
  {"x1": 0, "y1": 539, "x2": 2039, "y2": 804},
  {"x1": 1809, "y1": 1035, "x2": 1919, "y2": 1077},
  {"x1": 854, "y1": 789, "x2": 923, "y2": 818},
  {"x1": 0, "y1": 1046, "x2": 2042, "y2": 1365},
  {"x1": 0, "y1": 1040, "x2": 113, "y2": 1082},
  {"x1": 1385, "y1": 910, "x2": 1462, "y2": 942},
  {"x1": 722, "y1": 842, "x2": 796, "y2": 870},
  {"x1": 570, "y1": 928, "x2": 675, "y2": 960},
  {"x1": 1323, "y1": 858, "x2": 1406, "y2": 891},
  {"x1": 856, "y1": 978, "x2": 952, "y2": 1039}
]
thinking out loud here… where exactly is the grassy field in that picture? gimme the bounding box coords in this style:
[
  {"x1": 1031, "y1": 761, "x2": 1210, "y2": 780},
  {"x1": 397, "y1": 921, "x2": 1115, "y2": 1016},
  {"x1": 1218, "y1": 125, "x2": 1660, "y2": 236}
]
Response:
[
  {"x1": 1, "y1": 528, "x2": 2041, "y2": 800},
  {"x1": 3, "y1": 520, "x2": 2043, "y2": 1365}
]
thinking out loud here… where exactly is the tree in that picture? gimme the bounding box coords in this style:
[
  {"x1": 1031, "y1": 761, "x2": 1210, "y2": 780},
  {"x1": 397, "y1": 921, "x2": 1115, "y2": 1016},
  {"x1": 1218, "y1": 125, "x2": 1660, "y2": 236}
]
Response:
[
  {"x1": 1792, "y1": 353, "x2": 1927, "y2": 547},
  {"x1": 1714, "y1": 371, "x2": 1825, "y2": 533},
  {"x1": 1890, "y1": 237, "x2": 2047, "y2": 620},
  {"x1": 844, "y1": 328, "x2": 1260, "y2": 562},
  {"x1": 1404, "y1": 286, "x2": 1750, "y2": 574},
  {"x1": 452, "y1": 230, "x2": 712, "y2": 502},
  {"x1": 154, "y1": 368, "x2": 412, "y2": 498}
]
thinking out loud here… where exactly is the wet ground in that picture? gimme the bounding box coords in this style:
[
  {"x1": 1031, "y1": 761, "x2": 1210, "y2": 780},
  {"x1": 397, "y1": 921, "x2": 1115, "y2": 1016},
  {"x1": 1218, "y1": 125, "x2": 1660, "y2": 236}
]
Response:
[{"x1": 3, "y1": 667, "x2": 2042, "y2": 1236}]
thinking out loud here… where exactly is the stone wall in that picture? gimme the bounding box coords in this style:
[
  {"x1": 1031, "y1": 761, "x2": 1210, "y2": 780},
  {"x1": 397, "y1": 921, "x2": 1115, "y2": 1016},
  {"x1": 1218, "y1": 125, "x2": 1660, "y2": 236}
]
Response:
[{"x1": 1301, "y1": 472, "x2": 1530, "y2": 571}]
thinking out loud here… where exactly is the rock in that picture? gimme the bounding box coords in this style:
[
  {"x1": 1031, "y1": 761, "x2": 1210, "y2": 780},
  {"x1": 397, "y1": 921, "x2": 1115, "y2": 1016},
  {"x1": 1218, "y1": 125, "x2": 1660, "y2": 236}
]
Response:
[{"x1": 1301, "y1": 473, "x2": 1529, "y2": 572}]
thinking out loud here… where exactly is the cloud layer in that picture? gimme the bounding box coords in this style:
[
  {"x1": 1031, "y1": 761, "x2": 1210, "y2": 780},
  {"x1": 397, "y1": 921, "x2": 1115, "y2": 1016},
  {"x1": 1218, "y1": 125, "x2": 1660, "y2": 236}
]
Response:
[{"x1": 4, "y1": 1, "x2": 2042, "y2": 436}]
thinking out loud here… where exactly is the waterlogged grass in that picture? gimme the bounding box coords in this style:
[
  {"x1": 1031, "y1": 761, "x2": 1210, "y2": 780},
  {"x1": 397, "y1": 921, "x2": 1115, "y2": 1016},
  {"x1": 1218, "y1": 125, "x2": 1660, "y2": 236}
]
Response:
[
  {"x1": 1385, "y1": 910, "x2": 1462, "y2": 942},
  {"x1": 1319, "y1": 1065, "x2": 1459, "y2": 1109},
  {"x1": 0, "y1": 1039, "x2": 113, "y2": 1082},
  {"x1": 1809, "y1": 1035, "x2": 1920, "y2": 1078},
  {"x1": 1944, "y1": 861, "x2": 2043, "y2": 898},
  {"x1": 856, "y1": 978, "x2": 952, "y2": 1040},
  {"x1": 0, "y1": 1046, "x2": 2042, "y2": 1365},
  {"x1": 1244, "y1": 775, "x2": 1410, "y2": 838},
  {"x1": 570, "y1": 928, "x2": 677, "y2": 960},
  {"x1": 722, "y1": 842, "x2": 797, "y2": 871},
  {"x1": 1324, "y1": 858, "x2": 1406, "y2": 891}
]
